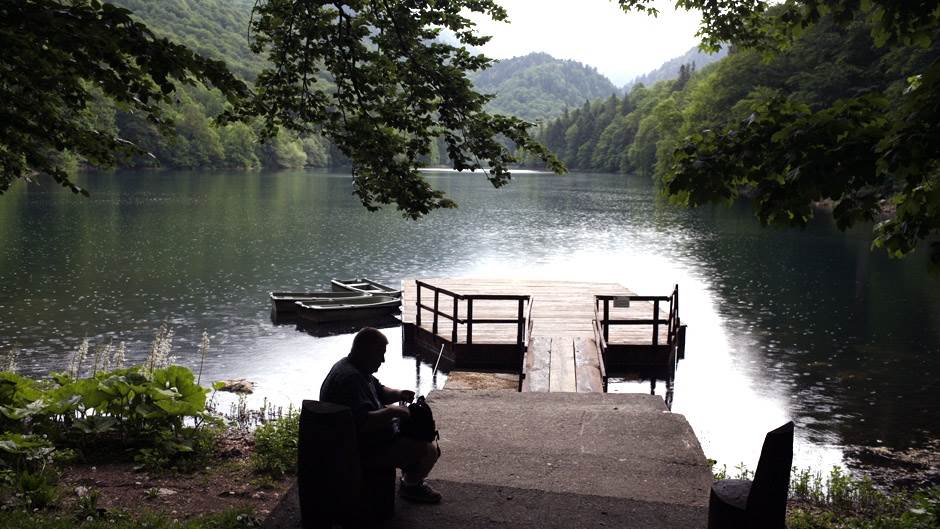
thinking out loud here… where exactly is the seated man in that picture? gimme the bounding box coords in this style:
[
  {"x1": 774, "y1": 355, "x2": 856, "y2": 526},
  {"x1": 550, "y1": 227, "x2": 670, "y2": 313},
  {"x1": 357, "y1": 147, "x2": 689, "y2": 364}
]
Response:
[{"x1": 320, "y1": 327, "x2": 442, "y2": 503}]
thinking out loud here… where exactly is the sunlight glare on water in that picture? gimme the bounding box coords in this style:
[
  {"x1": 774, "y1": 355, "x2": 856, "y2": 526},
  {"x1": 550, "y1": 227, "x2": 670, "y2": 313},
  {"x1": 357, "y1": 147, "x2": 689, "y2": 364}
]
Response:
[{"x1": 1, "y1": 168, "x2": 935, "y2": 474}]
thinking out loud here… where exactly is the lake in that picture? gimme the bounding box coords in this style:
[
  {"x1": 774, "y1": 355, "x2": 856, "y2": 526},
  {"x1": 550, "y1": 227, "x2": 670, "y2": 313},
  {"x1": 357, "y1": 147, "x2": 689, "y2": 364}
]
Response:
[{"x1": 0, "y1": 169, "x2": 937, "y2": 471}]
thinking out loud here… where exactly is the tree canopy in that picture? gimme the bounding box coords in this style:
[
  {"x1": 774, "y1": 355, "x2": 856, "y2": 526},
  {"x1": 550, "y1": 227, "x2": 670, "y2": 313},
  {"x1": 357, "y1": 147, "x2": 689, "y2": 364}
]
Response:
[
  {"x1": 234, "y1": 0, "x2": 563, "y2": 218},
  {"x1": 2, "y1": 0, "x2": 939, "y2": 261},
  {"x1": 0, "y1": 0, "x2": 249, "y2": 195},
  {"x1": 617, "y1": 0, "x2": 940, "y2": 265}
]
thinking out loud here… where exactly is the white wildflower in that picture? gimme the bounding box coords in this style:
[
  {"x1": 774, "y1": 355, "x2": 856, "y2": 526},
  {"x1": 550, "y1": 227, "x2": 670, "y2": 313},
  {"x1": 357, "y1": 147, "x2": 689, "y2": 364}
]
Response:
[
  {"x1": 69, "y1": 338, "x2": 90, "y2": 379},
  {"x1": 111, "y1": 341, "x2": 126, "y2": 370},
  {"x1": 2, "y1": 345, "x2": 18, "y2": 373},
  {"x1": 101, "y1": 340, "x2": 113, "y2": 372},
  {"x1": 197, "y1": 330, "x2": 210, "y2": 385},
  {"x1": 146, "y1": 324, "x2": 174, "y2": 372}
]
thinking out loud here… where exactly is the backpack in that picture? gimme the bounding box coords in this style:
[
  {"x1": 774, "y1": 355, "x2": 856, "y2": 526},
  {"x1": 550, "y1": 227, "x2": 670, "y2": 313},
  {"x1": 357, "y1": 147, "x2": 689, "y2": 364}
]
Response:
[{"x1": 399, "y1": 395, "x2": 439, "y2": 443}]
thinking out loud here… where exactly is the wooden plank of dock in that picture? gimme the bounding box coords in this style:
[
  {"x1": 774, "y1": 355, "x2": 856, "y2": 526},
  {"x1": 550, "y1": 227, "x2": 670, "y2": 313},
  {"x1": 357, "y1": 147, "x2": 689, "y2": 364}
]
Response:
[
  {"x1": 523, "y1": 336, "x2": 551, "y2": 392},
  {"x1": 402, "y1": 278, "x2": 671, "y2": 394},
  {"x1": 548, "y1": 336, "x2": 577, "y2": 392},
  {"x1": 574, "y1": 336, "x2": 604, "y2": 393}
]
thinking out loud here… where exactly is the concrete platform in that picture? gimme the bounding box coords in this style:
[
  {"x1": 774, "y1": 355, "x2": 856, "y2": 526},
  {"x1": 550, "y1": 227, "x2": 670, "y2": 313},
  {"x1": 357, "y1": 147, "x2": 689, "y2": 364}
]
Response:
[{"x1": 263, "y1": 390, "x2": 711, "y2": 528}]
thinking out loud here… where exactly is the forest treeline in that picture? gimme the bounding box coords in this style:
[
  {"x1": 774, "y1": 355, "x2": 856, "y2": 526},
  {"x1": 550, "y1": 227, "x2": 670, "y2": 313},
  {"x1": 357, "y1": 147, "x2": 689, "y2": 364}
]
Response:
[
  {"x1": 531, "y1": 15, "x2": 940, "y2": 182},
  {"x1": 469, "y1": 52, "x2": 619, "y2": 122},
  {"x1": 65, "y1": 0, "x2": 346, "y2": 172},
  {"x1": 621, "y1": 46, "x2": 726, "y2": 92},
  {"x1": 79, "y1": 1, "x2": 623, "y2": 172},
  {"x1": 78, "y1": 2, "x2": 939, "y2": 181}
]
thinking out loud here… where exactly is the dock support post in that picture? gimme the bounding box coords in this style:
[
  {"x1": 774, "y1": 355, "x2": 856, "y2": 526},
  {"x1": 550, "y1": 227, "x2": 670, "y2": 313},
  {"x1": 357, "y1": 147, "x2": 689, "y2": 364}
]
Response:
[
  {"x1": 653, "y1": 299, "x2": 660, "y2": 346},
  {"x1": 467, "y1": 299, "x2": 473, "y2": 345},
  {"x1": 416, "y1": 283, "x2": 422, "y2": 327},
  {"x1": 452, "y1": 297, "x2": 458, "y2": 343},
  {"x1": 603, "y1": 299, "x2": 610, "y2": 343},
  {"x1": 516, "y1": 299, "x2": 524, "y2": 346},
  {"x1": 432, "y1": 291, "x2": 439, "y2": 335}
]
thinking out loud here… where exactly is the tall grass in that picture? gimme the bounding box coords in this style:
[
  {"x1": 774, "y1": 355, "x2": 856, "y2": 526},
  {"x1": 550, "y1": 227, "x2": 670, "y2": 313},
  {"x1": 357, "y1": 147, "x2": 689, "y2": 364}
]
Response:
[{"x1": 711, "y1": 461, "x2": 940, "y2": 529}]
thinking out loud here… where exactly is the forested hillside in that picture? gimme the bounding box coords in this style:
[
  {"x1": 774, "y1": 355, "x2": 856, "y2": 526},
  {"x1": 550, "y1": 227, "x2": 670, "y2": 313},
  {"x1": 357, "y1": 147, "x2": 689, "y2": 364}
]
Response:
[
  {"x1": 116, "y1": 0, "x2": 263, "y2": 81},
  {"x1": 83, "y1": 4, "x2": 621, "y2": 171},
  {"x1": 622, "y1": 46, "x2": 727, "y2": 91},
  {"x1": 532, "y1": 15, "x2": 940, "y2": 180},
  {"x1": 470, "y1": 53, "x2": 620, "y2": 122},
  {"x1": 69, "y1": 0, "x2": 341, "y2": 171}
]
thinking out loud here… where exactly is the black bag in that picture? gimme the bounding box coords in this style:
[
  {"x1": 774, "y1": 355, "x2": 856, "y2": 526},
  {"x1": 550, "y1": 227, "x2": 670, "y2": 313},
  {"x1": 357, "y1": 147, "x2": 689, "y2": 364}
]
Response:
[{"x1": 399, "y1": 395, "x2": 439, "y2": 443}]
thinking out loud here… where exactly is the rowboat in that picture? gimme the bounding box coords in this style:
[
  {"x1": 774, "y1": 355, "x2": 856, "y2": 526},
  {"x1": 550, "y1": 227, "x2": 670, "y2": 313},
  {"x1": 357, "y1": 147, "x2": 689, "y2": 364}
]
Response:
[
  {"x1": 269, "y1": 291, "x2": 371, "y2": 314},
  {"x1": 331, "y1": 278, "x2": 402, "y2": 298},
  {"x1": 295, "y1": 296, "x2": 401, "y2": 324}
]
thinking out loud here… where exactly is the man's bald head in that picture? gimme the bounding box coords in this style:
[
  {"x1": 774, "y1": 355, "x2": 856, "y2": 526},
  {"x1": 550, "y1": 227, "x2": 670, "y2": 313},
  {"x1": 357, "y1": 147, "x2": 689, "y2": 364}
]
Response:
[{"x1": 348, "y1": 327, "x2": 389, "y2": 374}]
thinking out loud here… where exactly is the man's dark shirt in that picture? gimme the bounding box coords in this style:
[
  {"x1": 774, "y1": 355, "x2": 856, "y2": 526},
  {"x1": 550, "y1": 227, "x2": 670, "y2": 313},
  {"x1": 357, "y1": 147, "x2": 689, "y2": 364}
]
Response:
[{"x1": 319, "y1": 356, "x2": 396, "y2": 449}]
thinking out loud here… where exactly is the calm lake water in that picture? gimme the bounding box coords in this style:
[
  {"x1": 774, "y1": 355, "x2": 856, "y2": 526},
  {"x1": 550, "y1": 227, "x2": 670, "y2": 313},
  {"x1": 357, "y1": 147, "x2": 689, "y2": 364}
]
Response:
[{"x1": 1, "y1": 169, "x2": 937, "y2": 471}]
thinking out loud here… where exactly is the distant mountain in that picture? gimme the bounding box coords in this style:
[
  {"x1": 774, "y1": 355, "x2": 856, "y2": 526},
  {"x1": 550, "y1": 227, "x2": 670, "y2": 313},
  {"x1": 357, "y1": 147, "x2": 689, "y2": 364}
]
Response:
[
  {"x1": 623, "y1": 46, "x2": 728, "y2": 91},
  {"x1": 114, "y1": 0, "x2": 264, "y2": 81},
  {"x1": 470, "y1": 53, "x2": 620, "y2": 122}
]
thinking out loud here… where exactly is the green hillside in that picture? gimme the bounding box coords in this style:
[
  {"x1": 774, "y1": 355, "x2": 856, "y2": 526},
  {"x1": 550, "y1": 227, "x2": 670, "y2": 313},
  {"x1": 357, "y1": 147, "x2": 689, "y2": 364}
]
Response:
[
  {"x1": 470, "y1": 53, "x2": 620, "y2": 122},
  {"x1": 622, "y1": 46, "x2": 727, "y2": 92},
  {"x1": 113, "y1": 0, "x2": 263, "y2": 81},
  {"x1": 531, "y1": 13, "x2": 940, "y2": 182}
]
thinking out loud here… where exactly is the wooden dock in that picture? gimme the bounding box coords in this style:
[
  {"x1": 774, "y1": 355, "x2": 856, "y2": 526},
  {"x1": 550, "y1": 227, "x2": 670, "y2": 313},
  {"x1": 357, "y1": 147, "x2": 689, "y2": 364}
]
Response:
[{"x1": 401, "y1": 278, "x2": 685, "y2": 393}]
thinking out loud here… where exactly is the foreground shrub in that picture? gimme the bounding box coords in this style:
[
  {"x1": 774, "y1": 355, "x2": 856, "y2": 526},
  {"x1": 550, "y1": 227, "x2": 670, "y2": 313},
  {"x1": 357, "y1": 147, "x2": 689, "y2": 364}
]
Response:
[
  {"x1": 251, "y1": 408, "x2": 299, "y2": 478},
  {"x1": 712, "y1": 461, "x2": 940, "y2": 529},
  {"x1": 0, "y1": 506, "x2": 262, "y2": 529},
  {"x1": 788, "y1": 486, "x2": 940, "y2": 529}
]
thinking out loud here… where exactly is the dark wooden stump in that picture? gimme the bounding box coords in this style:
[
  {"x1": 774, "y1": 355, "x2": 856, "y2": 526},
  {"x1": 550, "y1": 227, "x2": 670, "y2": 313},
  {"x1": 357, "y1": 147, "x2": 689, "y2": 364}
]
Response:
[
  {"x1": 708, "y1": 421, "x2": 793, "y2": 529},
  {"x1": 707, "y1": 479, "x2": 750, "y2": 528},
  {"x1": 297, "y1": 400, "x2": 395, "y2": 529}
]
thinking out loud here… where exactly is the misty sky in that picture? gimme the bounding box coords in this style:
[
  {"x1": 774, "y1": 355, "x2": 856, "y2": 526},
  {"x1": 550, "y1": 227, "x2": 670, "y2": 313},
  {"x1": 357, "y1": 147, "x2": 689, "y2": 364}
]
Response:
[{"x1": 466, "y1": 0, "x2": 705, "y2": 86}]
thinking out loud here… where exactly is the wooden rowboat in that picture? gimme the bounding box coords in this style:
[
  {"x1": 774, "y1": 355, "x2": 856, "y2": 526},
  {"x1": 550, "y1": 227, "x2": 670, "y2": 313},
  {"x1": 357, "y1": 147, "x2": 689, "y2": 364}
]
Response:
[
  {"x1": 331, "y1": 278, "x2": 402, "y2": 298},
  {"x1": 295, "y1": 296, "x2": 401, "y2": 324},
  {"x1": 269, "y1": 291, "x2": 371, "y2": 314}
]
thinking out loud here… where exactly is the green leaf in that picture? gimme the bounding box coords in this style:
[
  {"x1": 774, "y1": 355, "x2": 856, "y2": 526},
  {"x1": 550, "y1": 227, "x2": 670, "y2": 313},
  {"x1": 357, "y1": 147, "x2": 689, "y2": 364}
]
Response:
[{"x1": 72, "y1": 416, "x2": 117, "y2": 434}]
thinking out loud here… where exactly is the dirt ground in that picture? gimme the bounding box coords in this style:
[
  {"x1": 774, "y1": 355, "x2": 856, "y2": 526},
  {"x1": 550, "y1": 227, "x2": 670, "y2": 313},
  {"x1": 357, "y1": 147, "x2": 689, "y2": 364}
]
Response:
[{"x1": 57, "y1": 430, "x2": 293, "y2": 522}]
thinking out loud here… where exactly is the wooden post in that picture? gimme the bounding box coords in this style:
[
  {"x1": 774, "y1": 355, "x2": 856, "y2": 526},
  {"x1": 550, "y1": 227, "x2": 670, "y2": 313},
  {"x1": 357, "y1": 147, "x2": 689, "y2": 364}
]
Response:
[
  {"x1": 517, "y1": 299, "x2": 525, "y2": 392},
  {"x1": 516, "y1": 299, "x2": 524, "y2": 345},
  {"x1": 653, "y1": 299, "x2": 660, "y2": 346},
  {"x1": 432, "y1": 290, "x2": 439, "y2": 335},
  {"x1": 603, "y1": 299, "x2": 610, "y2": 343},
  {"x1": 452, "y1": 296, "x2": 458, "y2": 343},
  {"x1": 467, "y1": 298, "x2": 474, "y2": 345},
  {"x1": 667, "y1": 297, "x2": 675, "y2": 344},
  {"x1": 416, "y1": 283, "x2": 422, "y2": 327}
]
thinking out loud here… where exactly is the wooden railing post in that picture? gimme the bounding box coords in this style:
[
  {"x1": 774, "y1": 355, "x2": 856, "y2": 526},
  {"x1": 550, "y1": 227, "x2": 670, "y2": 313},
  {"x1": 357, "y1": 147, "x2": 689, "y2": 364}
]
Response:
[
  {"x1": 516, "y1": 299, "x2": 524, "y2": 345},
  {"x1": 467, "y1": 298, "x2": 474, "y2": 345},
  {"x1": 452, "y1": 296, "x2": 459, "y2": 343},
  {"x1": 653, "y1": 299, "x2": 660, "y2": 346},
  {"x1": 432, "y1": 290, "x2": 439, "y2": 335},
  {"x1": 603, "y1": 298, "x2": 610, "y2": 343},
  {"x1": 416, "y1": 282, "x2": 422, "y2": 327}
]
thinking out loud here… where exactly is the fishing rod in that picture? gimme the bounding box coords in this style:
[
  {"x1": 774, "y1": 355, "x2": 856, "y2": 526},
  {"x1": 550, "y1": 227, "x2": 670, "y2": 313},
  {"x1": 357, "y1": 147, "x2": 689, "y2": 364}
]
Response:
[{"x1": 431, "y1": 343, "x2": 445, "y2": 379}]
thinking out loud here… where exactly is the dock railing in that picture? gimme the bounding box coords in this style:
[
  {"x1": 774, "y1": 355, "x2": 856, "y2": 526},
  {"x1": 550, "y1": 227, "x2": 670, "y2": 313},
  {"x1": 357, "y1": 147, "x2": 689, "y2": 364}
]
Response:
[
  {"x1": 415, "y1": 280, "x2": 532, "y2": 348},
  {"x1": 415, "y1": 280, "x2": 531, "y2": 390},
  {"x1": 594, "y1": 285, "x2": 684, "y2": 386},
  {"x1": 594, "y1": 285, "x2": 680, "y2": 347}
]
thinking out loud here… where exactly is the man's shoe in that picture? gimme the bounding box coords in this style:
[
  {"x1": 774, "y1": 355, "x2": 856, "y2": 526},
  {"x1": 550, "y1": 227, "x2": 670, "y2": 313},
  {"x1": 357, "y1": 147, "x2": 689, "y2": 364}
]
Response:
[{"x1": 399, "y1": 479, "x2": 442, "y2": 504}]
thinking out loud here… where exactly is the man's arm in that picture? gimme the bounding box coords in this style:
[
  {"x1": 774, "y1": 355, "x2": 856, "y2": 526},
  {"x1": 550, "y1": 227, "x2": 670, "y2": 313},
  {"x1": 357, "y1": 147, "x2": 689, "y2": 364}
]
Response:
[
  {"x1": 379, "y1": 386, "x2": 415, "y2": 405},
  {"x1": 361, "y1": 405, "x2": 410, "y2": 432}
]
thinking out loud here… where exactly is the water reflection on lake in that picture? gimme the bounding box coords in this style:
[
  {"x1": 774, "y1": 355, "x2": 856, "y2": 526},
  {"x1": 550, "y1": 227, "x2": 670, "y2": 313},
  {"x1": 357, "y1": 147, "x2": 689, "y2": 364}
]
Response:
[{"x1": 0, "y1": 169, "x2": 937, "y2": 471}]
